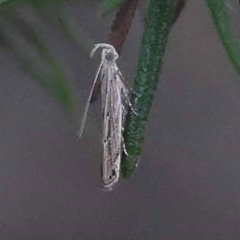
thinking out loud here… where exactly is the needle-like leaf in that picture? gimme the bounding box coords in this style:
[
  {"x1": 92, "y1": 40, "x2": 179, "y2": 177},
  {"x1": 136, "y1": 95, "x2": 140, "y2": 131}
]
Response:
[
  {"x1": 205, "y1": 0, "x2": 240, "y2": 77},
  {"x1": 122, "y1": 0, "x2": 175, "y2": 178}
]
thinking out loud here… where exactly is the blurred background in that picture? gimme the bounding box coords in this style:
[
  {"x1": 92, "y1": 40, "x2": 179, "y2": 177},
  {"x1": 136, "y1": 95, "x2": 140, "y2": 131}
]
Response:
[{"x1": 0, "y1": 0, "x2": 240, "y2": 239}]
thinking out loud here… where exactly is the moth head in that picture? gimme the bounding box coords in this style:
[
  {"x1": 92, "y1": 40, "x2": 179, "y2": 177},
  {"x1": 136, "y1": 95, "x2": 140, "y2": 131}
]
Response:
[
  {"x1": 90, "y1": 43, "x2": 119, "y2": 61},
  {"x1": 105, "y1": 51, "x2": 115, "y2": 61},
  {"x1": 103, "y1": 47, "x2": 118, "y2": 62}
]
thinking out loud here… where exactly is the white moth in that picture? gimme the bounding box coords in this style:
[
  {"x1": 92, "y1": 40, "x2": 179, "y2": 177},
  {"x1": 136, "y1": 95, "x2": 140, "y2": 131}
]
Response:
[{"x1": 79, "y1": 43, "x2": 132, "y2": 191}]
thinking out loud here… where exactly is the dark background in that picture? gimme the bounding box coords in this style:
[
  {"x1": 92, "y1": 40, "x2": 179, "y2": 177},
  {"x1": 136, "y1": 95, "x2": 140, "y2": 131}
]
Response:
[{"x1": 0, "y1": 0, "x2": 240, "y2": 239}]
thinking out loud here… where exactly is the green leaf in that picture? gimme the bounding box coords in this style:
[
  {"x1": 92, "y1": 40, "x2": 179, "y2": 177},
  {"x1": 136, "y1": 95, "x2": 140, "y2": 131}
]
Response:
[
  {"x1": 0, "y1": 29, "x2": 51, "y2": 88},
  {"x1": 205, "y1": 0, "x2": 240, "y2": 77},
  {"x1": 101, "y1": 0, "x2": 123, "y2": 16},
  {"x1": 22, "y1": 0, "x2": 64, "y2": 8},
  {"x1": 0, "y1": 0, "x2": 9, "y2": 4},
  {"x1": 15, "y1": 18, "x2": 75, "y2": 112},
  {"x1": 0, "y1": 8, "x2": 76, "y2": 113},
  {"x1": 0, "y1": 0, "x2": 97, "y2": 113},
  {"x1": 121, "y1": 0, "x2": 175, "y2": 178}
]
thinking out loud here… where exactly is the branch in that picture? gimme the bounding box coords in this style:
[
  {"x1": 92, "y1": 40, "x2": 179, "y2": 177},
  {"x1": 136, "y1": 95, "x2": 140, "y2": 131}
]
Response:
[{"x1": 108, "y1": 0, "x2": 139, "y2": 53}]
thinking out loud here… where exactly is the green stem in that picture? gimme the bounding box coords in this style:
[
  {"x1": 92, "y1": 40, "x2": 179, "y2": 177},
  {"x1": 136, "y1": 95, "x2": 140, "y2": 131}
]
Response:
[
  {"x1": 121, "y1": 0, "x2": 175, "y2": 178},
  {"x1": 205, "y1": 0, "x2": 240, "y2": 75}
]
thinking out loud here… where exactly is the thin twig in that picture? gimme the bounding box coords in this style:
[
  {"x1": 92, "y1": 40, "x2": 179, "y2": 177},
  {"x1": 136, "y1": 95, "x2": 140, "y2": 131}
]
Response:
[
  {"x1": 173, "y1": 0, "x2": 187, "y2": 23},
  {"x1": 108, "y1": 0, "x2": 139, "y2": 53}
]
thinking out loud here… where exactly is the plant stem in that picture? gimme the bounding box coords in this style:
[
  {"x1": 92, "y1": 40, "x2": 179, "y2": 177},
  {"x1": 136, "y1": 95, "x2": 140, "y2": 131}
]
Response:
[{"x1": 121, "y1": 0, "x2": 175, "y2": 178}]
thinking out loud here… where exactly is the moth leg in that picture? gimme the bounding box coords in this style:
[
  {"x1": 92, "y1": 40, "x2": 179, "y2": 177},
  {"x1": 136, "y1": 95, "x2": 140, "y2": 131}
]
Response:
[
  {"x1": 119, "y1": 85, "x2": 135, "y2": 112},
  {"x1": 129, "y1": 90, "x2": 141, "y2": 115},
  {"x1": 127, "y1": 100, "x2": 138, "y2": 115},
  {"x1": 122, "y1": 135, "x2": 129, "y2": 156},
  {"x1": 130, "y1": 89, "x2": 141, "y2": 102},
  {"x1": 122, "y1": 106, "x2": 128, "y2": 117},
  {"x1": 131, "y1": 89, "x2": 140, "y2": 97},
  {"x1": 123, "y1": 94, "x2": 138, "y2": 115}
]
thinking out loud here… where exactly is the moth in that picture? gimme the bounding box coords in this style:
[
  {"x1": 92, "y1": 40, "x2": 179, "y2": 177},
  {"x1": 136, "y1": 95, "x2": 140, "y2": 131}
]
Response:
[{"x1": 79, "y1": 43, "x2": 133, "y2": 191}]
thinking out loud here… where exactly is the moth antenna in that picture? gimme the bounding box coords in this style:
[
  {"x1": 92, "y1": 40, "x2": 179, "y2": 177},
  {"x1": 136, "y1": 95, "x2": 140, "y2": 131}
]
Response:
[
  {"x1": 90, "y1": 45, "x2": 99, "y2": 58},
  {"x1": 91, "y1": 43, "x2": 118, "y2": 60},
  {"x1": 79, "y1": 57, "x2": 104, "y2": 138},
  {"x1": 94, "y1": 43, "x2": 116, "y2": 52}
]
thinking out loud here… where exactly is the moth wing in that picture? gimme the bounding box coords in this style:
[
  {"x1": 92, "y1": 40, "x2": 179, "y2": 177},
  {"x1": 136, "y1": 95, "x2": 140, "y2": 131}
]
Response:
[
  {"x1": 101, "y1": 67, "x2": 122, "y2": 190},
  {"x1": 111, "y1": 68, "x2": 131, "y2": 116}
]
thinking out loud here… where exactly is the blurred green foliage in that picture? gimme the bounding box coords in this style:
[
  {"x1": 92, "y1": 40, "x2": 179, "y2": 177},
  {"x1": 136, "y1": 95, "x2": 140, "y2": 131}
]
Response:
[
  {"x1": 0, "y1": 0, "x2": 120, "y2": 113},
  {"x1": 101, "y1": 0, "x2": 123, "y2": 16},
  {"x1": 205, "y1": 0, "x2": 240, "y2": 78},
  {"x1": 0, "y1": 0, "x2": 76, "y2": 113}
]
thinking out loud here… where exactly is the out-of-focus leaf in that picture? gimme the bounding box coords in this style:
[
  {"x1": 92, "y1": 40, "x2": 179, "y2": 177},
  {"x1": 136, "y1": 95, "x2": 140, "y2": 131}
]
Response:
[
  {"x1": 2, "y1": 29, "x2": 75, "y2": 113},
  {"x1": 0, "y1": 0, "x2": 92, "y2": 113},
  {"x1": 205, "y1": 0, "x2": 240, "y2": 78},
  {"x1": 101, "y1": 0, "x2": 123, "y2": 16},
  {"x1": 22, "y1": 0, "x2": 64, "y2": 8},
  {"x1": 34, "y1": 6, "x2": 94, "y2": 56},
  {"x1": 15, "y1": 18, "x2": 75, "y2": 112},
  {"x1": 0, "y1": 30, "x2": 50, "y2": 88},
  {"x1": 0, "y1": 10, "x2": 76, "y2": 113},
  {"x1": 0, "y1": 0, "x2": 9, "y2": 4}
]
